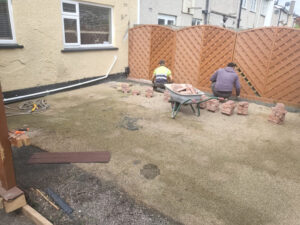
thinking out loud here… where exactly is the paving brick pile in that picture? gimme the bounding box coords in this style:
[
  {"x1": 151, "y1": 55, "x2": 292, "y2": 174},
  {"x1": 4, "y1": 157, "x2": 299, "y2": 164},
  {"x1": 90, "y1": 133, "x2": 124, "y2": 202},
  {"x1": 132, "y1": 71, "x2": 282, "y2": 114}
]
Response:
[
  {"x1": 268, "y1": 103, "x2": 287, "y2": 124},
  {"x1": 8, "y1": 132, "x2": 30, "y2": 148},
  {"x1": 132, "y1": 90, "x2": 141, "y2": 96},
  {"x1": 237, "y1": 101, "x2": 249, "y2": 115},
  {"x1": 206, "y1": 99, "x2": 219, "y2": 112},
  {"x1": 145, "y1": 88, "x2": 154, "y2": 98},
  {"x1": 171, "y1": 84, "x2": 197, "y2": 95},
  {"x1": 221, "y1": 100, "x2": 236, "y2": 116},
  {"x1": 164, "y1": 90, "x2": 170, "y2": 102},
  {"x1": 121, "y1": 83, "x2": 131, "y2": 93},
  {"x1": 199, "y1": 95, "x2": 208, "y2": 109}
]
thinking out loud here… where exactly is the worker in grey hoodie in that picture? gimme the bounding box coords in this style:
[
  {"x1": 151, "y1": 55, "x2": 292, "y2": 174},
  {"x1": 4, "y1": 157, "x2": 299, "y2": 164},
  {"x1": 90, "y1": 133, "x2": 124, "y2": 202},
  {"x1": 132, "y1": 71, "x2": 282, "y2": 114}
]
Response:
[{"x1": 210, "y1": 62, "x2": 241, "y2": 99}]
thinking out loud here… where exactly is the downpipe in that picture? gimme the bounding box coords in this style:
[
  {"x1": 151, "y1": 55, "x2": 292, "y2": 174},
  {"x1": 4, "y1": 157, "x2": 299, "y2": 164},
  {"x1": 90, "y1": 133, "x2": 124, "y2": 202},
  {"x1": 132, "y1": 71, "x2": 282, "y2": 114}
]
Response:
[{"x1": 4, "y1": 55, "x2": 118, "y2": 104}]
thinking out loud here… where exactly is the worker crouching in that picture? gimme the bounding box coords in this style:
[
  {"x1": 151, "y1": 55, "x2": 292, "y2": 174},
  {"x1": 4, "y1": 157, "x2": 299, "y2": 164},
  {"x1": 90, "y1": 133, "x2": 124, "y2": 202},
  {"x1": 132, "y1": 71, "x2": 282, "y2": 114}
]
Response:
[
  {"x1": 152, "y1": 60, "x2": 173, "y2": 92},
  {"x1": 210, "y1": 62, "x2": 241, "y2": 99}
]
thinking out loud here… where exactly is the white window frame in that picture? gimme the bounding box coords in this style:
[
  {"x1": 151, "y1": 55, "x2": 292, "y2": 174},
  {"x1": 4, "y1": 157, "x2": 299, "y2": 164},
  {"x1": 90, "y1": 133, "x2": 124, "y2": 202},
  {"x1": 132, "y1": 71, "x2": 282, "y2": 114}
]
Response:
[
  {"x1": 157, "y1": 14, "x2": 176, "y2": 26},
  {"x1": 192, "y1": 18, "x2": 201, "y2": 26},
  {"x1": 242, "y1": 0, "x2": 247, "y2": 9},
  {"x1": 250, "y1": 0, "x2": 257, "y2": 12},
  {"x1": 61, "y1": 0, "x2": 114, "y2": 48},
  {"x1": 0, "y1": 0, "x2": 16, "y2": 44}
]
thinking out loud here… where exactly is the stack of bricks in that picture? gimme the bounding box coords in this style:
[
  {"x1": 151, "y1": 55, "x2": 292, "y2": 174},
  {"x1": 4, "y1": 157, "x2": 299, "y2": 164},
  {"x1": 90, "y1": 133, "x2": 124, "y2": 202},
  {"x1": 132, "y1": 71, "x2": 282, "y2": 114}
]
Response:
[
  {"x1": 237, "y1": 102, "x2": 249, "y2": 115},
  {"x1": 145, "y1": 88, "x2": 154, "y2": 98},
  {"x1": 121, "y1": 83, "x2": 131, "y2": 93},
  {"x1": 163, "y1": 90, "x2": 170, "y2": 102},
  {"x1": 221, "y1": 100, "x2": 236, "y2": 116},
  {"x1": 199, "y1": 95, "x2": 208, "y2": 109},
  {"x1": 206, "y1": 99, "x2": 219, "y2": 112},
  {"x1": 8, "y1": 131, "x2": 30, "y2": 148},
  {"x1": 268, "y1": 103, "x2": 287, "y2": 124},
  {"x1": 132, "y1": 90, "x2": 141, "y2": 96}
]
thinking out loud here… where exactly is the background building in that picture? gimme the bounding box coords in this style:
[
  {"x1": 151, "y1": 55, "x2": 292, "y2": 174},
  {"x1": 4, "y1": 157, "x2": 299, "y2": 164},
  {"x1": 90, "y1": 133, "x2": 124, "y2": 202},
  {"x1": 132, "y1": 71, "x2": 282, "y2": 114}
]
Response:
[
  {"x1": 0, "y1": 0, "x2": 137, "y2": 92},
  {"x1": 138, "y1": 0, "x2": 297, "y2": 29}
]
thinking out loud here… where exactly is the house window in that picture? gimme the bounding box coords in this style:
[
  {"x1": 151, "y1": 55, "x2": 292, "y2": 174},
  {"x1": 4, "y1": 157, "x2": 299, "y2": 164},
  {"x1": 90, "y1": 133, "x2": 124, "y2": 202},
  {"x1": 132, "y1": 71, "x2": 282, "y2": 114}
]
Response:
[
  {"x1": 261, "y1": 0, "x2": 268, "y2": 16},
  {"x1": 0, "y1": 0, "x2": 16, "y2": 44},
  {"x1": 242, "y1": 0, "x2": 247, "y2": 9},
  {"x1": 250, "y1": 0, "x2": 257, "y2": 12},
  {"x1": 157, "y1": 14, "x2": 176, "y2": 26},
  {"x1": 61, "y1": 0, "x2": 113, "y2": 48},
  {"x1": 192, "y1": 18, "x2": 201, "y2": 26}
]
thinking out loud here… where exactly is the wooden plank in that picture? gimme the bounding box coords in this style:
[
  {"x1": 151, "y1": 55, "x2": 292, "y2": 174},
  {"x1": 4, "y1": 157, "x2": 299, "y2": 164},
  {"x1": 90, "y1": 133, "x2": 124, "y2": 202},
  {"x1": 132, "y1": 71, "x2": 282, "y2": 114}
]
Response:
[
  {"x1": 22, "y1": 204, "x2": 53, "y2": 225},
  {"x1": 3, "y1": 194, "x2": 26, "y2": 213},
  {"x1": 27, "y1": 152, "x2": 111, "y2": 164},
  {"x1": 0, "y1": 84, "x2": 17, "y2": 190},
  {"x1": 0, "y1": 197, "x2": 3, "y2": 209}
]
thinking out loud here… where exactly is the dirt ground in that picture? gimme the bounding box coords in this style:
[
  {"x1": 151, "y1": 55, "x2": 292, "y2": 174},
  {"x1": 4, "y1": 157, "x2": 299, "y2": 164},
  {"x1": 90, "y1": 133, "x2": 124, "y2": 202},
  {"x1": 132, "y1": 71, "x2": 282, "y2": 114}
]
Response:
[{"x1": 3, "y1": 80, "x2": 300, "y2": 225}]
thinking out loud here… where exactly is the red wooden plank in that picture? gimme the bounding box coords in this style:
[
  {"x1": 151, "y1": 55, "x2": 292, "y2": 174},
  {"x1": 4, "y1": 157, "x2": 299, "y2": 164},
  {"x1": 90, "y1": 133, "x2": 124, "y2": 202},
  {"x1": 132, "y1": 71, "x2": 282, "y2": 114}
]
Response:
[
  {"x1": 0, "y1": 186, "x2": 23, "y2": 201},
  {"x1": 27, "y1": 152, "x2": 111, "y2": 164},
  {"x1": 0, "y1": 84, "x2": 17, "y2": 190}
]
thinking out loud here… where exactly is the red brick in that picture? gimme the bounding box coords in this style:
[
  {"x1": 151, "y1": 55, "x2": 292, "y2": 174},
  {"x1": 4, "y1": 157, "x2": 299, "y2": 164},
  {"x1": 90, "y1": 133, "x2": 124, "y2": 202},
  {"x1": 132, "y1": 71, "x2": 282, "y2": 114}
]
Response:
[
  {"x1": 199, "y1": 95, "x2": 208, "y2": 109},
  {"x1": 221, "y1": 100, "x2": 236, "y2": 116},
  {"x1": 164, "y1": 90, "x2": 170, "y2": 102},
  {"x1": 237, "y1": 101, "x2": 249, "y2": 115},
  {"x1": 18, "y1": 134, "x2": 30, "y2": 146},
  {"x1": 268, "y1": 103, "x2": 287, "y2": 124},
  {"x1": 206, "y1": 99, "x2": 219, "y2": 112},
  {"x1": 132, "y1": 90, "x2": 141, "y2": 96}
]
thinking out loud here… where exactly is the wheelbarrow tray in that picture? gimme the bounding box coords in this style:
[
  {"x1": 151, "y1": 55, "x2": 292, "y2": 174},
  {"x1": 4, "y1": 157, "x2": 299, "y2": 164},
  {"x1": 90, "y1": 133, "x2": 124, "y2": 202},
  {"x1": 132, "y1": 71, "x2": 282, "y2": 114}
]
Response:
[{"x1": 164, "y1": 84, "x2": 205, "y2": 104}]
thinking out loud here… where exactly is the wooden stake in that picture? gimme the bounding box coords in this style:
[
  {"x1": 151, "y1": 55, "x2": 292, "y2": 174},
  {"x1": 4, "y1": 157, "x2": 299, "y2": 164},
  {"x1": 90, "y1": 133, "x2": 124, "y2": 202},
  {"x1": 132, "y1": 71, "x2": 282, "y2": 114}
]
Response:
[{"x1": 34, "y1": 188, "x2": 59, "y2": 210}]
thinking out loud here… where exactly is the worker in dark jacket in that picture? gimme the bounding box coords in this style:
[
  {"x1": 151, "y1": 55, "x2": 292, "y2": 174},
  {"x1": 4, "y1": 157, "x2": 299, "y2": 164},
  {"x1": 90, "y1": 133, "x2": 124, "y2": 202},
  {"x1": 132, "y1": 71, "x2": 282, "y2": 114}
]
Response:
[{"x1": 210, "y1": 62, "x2": 241, "y2": 98}]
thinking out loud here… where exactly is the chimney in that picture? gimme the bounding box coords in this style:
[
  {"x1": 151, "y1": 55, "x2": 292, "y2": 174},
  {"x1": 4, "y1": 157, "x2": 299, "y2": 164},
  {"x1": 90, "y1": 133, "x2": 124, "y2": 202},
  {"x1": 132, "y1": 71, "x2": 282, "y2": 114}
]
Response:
[{"x1": 287, "y1": 1, "x2": 296, "y2": 27}]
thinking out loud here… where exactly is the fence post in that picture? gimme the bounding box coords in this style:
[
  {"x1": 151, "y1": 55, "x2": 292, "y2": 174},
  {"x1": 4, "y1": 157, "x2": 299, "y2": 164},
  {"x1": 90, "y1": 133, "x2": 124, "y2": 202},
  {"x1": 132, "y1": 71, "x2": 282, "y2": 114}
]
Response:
[{"x1": 0, "y1": 84, "x2": 16, "y2": 190}]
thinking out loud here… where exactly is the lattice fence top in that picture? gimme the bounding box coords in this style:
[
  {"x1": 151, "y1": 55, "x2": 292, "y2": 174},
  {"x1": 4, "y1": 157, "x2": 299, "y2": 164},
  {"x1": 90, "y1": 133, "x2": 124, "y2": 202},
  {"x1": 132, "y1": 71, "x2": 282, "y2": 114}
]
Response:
[{"x1": 129, "y1": 25, "x2": 300, "y2": 106}]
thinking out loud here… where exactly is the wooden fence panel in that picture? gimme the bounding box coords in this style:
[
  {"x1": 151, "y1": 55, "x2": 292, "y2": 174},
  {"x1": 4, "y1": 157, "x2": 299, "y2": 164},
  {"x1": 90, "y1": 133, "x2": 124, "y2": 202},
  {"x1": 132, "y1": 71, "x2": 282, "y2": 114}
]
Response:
[
  {"x1": 233, "y1": 28, "x2": 277, "y2": 96},
  {"x1": 128, "y1": 26, "x2": 152, "y2": 79},
  {"x1": 149, "y1": 26, "x2": 176, "y2": 80},
  {"x1": 173, "y1": 26, "x2": 204, "y2": 87},
  {"x1": 264, "y1": 28, "x2": 300, "y2": 104},
  {"x1": 128, "y1": 25, "x2": 300, "y2": 106},
  {"x1": 199, "y1": 26, "x2": 236, "y2": 91}
]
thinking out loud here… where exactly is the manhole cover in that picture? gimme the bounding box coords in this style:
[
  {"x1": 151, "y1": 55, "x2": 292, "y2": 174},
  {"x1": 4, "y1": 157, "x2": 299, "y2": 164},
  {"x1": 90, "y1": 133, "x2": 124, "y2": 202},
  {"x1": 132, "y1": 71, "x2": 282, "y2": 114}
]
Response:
[
  {"x1": 140, "y1": 164, "x2": 160, "y2": 180},
  {"x1": 120, "y1": 116, "x2": 140, "y2": 131}
]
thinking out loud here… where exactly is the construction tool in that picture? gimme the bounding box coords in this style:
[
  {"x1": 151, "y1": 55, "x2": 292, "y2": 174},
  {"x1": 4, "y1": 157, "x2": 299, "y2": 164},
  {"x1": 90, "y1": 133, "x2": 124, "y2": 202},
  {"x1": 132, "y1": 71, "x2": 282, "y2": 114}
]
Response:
[{"x1": 46, "y1": 188, "x2": 73, "y2": 216}]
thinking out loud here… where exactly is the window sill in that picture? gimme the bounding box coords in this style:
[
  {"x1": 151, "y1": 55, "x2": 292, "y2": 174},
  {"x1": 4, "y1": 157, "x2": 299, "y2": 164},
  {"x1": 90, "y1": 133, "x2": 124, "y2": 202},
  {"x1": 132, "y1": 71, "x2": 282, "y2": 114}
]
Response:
[
  {"x1": 61, "y1": 47, "x2": 118, "y2": 52},
  {"x1": 250, "y1": 10, "x2": 256, "y2": 13},
  {"x1": 0, "y1": 44, "x2": 24, "y2": 49}
]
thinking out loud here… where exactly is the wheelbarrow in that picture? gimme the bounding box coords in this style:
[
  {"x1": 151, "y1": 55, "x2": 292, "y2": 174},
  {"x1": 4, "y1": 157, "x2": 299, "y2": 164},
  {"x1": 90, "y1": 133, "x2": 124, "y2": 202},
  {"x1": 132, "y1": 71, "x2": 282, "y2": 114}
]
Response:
[{"x1": 164, "y1": 84, "x2": 220, "y2": 119}]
